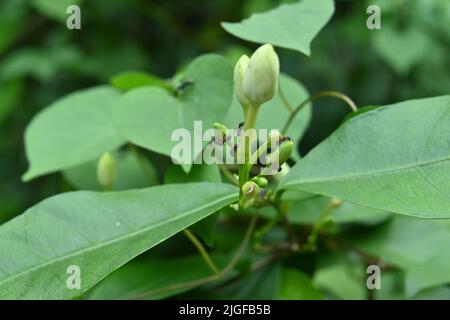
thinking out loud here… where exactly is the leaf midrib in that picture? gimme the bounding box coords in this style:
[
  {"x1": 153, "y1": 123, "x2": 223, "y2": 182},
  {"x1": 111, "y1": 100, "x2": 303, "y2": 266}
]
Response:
[{"x1": 284, "y1": 157, "x2": 450, "y2": 187}]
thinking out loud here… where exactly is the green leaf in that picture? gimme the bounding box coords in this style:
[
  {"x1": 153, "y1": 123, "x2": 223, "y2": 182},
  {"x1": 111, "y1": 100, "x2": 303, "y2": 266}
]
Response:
[
  {"x1": 348, "y1": 215, "x2": 450, "y2": 297},
  {"x1": 224, "y1": 73, "x2": 311, "y2": 160},
  {"x1": 285, "y1": 197, "x2": 391, "y2": 225},
  {"x1": 114, "y1": 54, "x2": 233, "y2": 172},
  {"x1": 164, "y1": 164, "x2": 222, "y2": 246},
  {"x1": 0, "y1": 182, "x2": 238, "y2": 299},
  {"x1": 221, "y1": 0, "x2": 334, "y2": 55},
  {"x1": 110, "y1": 71, "x2": 173, "y2": 92},
  {"x1": 406, "y1": 255, "x2": 450, "y2": 297},
  {"x1": 31, "y1": 0, "x2": 81, "y2": 22},
  {"x1": 63, "y1": 149, "x2": 158, "y2": 191},
  {"x1": 313, "y1": 256, "x2": 366, "y2": 300},
  {"x1": 23, "y1": 86, "x2": 126, "y2": 181},
  {"x1": 373, "y1": 26, "x2": 431, "y2": 75},
  {"x1": 281, "y1": 96, "x2": 450, "y2": 218},
  {"x1": 87, "y1": 254, "x2": 229, "y2": 300},
  {"x1": 277, "y1": 268, "x2": 323, "y2": 300},
  {"x1": 205, "y1": 263, "x2": 281, "y2": 299},
  {"x1": 348, "y1": 215, "x2": 450, "y2": 270}
]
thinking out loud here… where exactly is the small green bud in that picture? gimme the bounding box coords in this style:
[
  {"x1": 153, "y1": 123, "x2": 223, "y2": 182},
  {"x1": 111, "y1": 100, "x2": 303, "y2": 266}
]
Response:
[
  {"x1": 278, "y1": 140, "x2": 294, "y2": 165},
  {"x1": 243, "y1": 44, "x2": 279, "y2": 106},
  {"x1": 266, "y1": 140, "x2": 294, "y2": 168},
  {"x1": 242, "y1": 181, "x2": 259, "y2": 196},
  {"x1": 97, "y1": 152, "x2": 116, "y2": 190},
  {"x1": 253, "y1": 176, "x2": 268, "y2": 187},
  {"x1": 234, "y1": 55, "x2": 251, "y2": 109}
]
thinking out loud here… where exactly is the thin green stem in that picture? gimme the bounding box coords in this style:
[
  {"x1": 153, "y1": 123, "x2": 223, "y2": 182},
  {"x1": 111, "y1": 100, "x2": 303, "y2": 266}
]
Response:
[
  {"x1": 219, "y1": 165, "x2": 239, "y2": 186},
  {"x1": 307, "y1": 201, "x2": 336, "y2": 250},
  {"x1": 238, "y1": 104, "x2": 260, "y2": 203},
  {"x1": 183, "y1": 229, "x2": 221, "y2": 278},
  {"x1": 129, "y1": 214, "x2": 259, "y2": 300},
  {"x1": 282, "y1": 91, "x2": 357, "y2": 134},
  {"x1": 278, "y1": 85, "x2": 294, "y2": 112}
]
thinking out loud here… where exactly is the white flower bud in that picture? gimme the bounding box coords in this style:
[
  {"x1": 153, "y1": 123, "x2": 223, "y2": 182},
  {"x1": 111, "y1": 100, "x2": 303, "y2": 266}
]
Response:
[
  {"x1": 97, "y1": 152, "x2": 116, "y2": 190},
  {"x1": 242, "y1": 44, "x2": 279, "y2": 106},
  {"x1": 234, "y1": 55, "x2": 250, "y2": 108}
]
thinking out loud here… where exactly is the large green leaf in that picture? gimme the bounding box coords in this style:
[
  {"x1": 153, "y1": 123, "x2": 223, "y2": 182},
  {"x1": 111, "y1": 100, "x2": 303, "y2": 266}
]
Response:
[
  {"x1": 0, "y1": 183, "x2": 238, "y2": 299},
  {"x1": 406, "y1": 255, "x2": 450, "y2": 298},
  {"x1": 221, "y1": 0, "x2": 334, "y2": 55},
  {"x1": 348, "y1": 215, "x2": 450, "y2": 270},
  {"x1": 114, "y1": 54, "x2": 233, "y2": 172},
  {"x1": 281, "y1": 96, "x2": 450, "y2": 218},
  {"x1": 23, "y1": 86, "x2": 125, "y2": 181},
  {"x1": 277, "y1": 269, "x2": 323, "y2": 300}
]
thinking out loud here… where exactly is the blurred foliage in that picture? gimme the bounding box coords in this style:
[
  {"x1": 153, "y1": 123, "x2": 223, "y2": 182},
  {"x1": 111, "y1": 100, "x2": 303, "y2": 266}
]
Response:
[{"x1": 0, "y1": 0, "x2": 449, "y2": 299}]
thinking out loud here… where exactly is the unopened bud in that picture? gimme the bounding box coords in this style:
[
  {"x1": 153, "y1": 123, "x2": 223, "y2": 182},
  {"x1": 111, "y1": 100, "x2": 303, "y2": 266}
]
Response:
[
  {"x1": 242, "y1": 181, "x2": 259, "y2": 196},
  {"x1": 242, "y1": 44, "x2": 279, "y2": 106},
  {"x1": 97, "y1": 152, "x2": 116, "y2": 190},
  {"x1": 267, "y1": 140, "x2": 294, "y2": 169},
  {"x1": 253, "y1": 176, "x2": 268, "y2": 187},
  {"x1": 234, "y1": 55, "x2": 251, "y2": 109}
]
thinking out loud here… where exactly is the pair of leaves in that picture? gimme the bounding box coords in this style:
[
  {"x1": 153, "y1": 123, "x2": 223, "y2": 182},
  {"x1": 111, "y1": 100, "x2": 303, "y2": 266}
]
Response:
[
  {"x1": 23, "y1": 54, "x2": 233, "y2": 180},
  {"x1": 0, "y1": 183, "x2": 238, "y2": 299},
  {"x1": 113, "y1": 54, "x2": 233, "y2": 172},
  {"x1": 23, "y1": 86, "x2": 126, "y2": 181},
  {"x1": 281, "y1": 96, "x2": 450, "y2": 218},
  {"x1": 222, "y1": 0, "x2": 335, "y2": 55}
]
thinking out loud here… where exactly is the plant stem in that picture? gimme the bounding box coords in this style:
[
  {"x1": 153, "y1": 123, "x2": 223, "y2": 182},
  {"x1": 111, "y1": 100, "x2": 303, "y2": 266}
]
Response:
[
  {"x1": 278, "y1": 85, "x2": 293, "y2": 112},
  {"x1": 238, "y1": 104, "x2": 259, "y2": 202},
  {"x1": 282, "y1": 90, "x2": 357, "y2": 134},
  {"x1": 219, "y1": 164, "x2": 239, "y2": 186},
  {"x1": 129, "y1": 214, "x2": 259, "y2": 300},
  {"x1": 183, "y1": 229, "x2": 221, "y2": 278}
]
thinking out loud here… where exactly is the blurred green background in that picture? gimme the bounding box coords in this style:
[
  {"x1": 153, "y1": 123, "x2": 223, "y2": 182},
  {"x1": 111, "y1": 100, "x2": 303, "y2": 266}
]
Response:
[{"x1": 0, "y1": 0, "x2": 449, "y2": 224}]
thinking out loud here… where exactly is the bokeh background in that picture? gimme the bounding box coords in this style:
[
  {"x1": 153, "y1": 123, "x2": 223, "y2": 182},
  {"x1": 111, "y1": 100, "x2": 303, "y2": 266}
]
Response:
[{"x1": 1, "y1": 0, "x2": 449, "y2": 225}]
